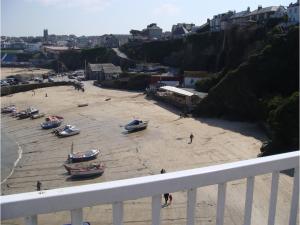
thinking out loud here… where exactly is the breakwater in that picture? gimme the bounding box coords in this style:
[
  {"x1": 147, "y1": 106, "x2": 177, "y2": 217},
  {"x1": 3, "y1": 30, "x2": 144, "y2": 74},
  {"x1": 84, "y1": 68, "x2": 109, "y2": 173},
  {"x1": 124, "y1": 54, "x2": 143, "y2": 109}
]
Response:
[{"x1": 1, "y1": 81, "x2": 74, "y2": 96}]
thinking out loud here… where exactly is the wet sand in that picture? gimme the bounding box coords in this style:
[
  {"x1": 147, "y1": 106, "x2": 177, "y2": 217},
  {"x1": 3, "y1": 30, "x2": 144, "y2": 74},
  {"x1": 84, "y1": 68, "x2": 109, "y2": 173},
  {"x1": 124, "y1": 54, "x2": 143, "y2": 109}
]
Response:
[{"x1": 1, "y1": 82, "x2": 296, "y2": 225}]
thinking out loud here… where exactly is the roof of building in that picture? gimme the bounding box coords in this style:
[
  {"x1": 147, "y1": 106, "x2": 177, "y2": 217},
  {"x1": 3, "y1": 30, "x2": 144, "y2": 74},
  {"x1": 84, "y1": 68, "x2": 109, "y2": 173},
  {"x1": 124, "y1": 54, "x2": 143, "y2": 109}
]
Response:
[
  {"x1": 230, "y1": 10, "x2": 250, "y2": 19},
  {"x1": 88, "y1": 63, "x2": 122, "y2": 73},
  {"x1": 288, "y1": 1, "x2": 299, "y2": 7},
  {"x1": 184, "y1": 71, "x2": 211, "y2": 78},
  {"x1": 101, "y1": 63, "x2": 122, "y2": 73},
  {"x1": 88, "y1": 64, "x2": 103, "y2": 72},
  {"x1": 181, "y1": 88, "x2": 208, "y2": 98},
  {"x1": 248, "y1": 6, "x2": 283, "y2": 16},
  {"x1": 160, "y1": 86, "x2": 195, "y2": 97},
  {"x1": 43, "y1": 46, "x2": 79, "y2": 51}
]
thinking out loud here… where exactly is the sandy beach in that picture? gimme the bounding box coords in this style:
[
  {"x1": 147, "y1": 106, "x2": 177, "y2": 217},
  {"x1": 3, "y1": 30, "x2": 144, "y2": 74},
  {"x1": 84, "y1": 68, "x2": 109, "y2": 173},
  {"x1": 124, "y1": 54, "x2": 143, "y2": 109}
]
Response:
[{"x1": 1, "y1": 81, "x2": 296, "y2": 225}]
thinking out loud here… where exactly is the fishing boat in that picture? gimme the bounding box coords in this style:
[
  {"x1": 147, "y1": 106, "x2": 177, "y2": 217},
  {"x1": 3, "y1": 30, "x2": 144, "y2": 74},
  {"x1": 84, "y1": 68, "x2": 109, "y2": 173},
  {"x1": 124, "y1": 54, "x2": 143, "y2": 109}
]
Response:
[
  {"x1": 57, "y1": 125, "x2": 80, "y2": 137},
  {"x1": 31, "y1": 113, "x2": 45, "y2": 119},
  {"x1": 68, "y1": 149, "x2": 100, "y2": 163},
  {"x1": 1, "y1": 105, "x2": 16, "y2": 113},
  {"x1": 69, "y1": 164, "x2": 105, "y2": 178},
  {"x1": 41, "y1": 116, "x2": 63, "y2": 129},
  {"x1": 63, "y1": 161, "x2": 103, "y2": 174},
  {"x1": 124, "y1": 120, "x2": 148, "y2": 131},
  {"x1": 18, "y1": 107, "x2": 39, "y2": 119}
]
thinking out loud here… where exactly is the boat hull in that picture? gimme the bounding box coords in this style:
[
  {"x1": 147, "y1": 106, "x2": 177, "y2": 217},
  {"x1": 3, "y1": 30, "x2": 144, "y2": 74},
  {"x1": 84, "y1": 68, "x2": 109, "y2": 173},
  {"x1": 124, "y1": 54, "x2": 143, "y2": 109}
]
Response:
[{"x1": 68, "y1": 149, "x2": 100, "y2": 163}]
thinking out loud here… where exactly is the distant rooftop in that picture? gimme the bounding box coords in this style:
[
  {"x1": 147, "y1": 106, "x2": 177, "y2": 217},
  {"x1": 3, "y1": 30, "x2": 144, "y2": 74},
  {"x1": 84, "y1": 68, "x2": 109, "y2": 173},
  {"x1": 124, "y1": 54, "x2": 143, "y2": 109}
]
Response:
[
  {"x1": 88, "y1": 63, "x2": 122, "y2": 73},
  {"x1": 248, "y1": 6, "x2": 283, "y2": 16}
]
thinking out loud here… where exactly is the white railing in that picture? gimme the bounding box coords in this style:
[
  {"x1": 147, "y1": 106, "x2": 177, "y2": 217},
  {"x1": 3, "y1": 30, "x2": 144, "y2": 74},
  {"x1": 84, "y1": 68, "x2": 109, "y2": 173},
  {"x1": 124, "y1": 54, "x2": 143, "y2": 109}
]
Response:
[{"x1": 1, "y1": 151, "x2": 299, "y2": 225}]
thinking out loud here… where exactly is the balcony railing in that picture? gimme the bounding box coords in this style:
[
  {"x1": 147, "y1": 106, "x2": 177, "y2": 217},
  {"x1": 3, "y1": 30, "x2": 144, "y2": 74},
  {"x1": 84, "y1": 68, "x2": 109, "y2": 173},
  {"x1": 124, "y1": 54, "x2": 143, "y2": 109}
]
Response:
[{"x1": 1, "y1": 151, "x2": 299, "y2": 225}]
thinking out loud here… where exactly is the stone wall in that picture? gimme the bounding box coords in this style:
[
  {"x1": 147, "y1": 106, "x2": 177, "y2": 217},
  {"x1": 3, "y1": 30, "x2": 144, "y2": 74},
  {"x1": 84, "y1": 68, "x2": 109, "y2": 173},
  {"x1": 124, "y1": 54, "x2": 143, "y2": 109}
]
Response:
[{"x1": 1, "y1": 81, "x2": 74, "y2": 96}]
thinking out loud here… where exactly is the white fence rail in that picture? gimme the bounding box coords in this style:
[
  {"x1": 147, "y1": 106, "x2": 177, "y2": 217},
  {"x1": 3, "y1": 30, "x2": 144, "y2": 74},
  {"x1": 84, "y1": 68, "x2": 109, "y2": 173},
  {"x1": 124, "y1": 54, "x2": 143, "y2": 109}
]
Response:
[{"x1": 1, "y1": 151, "x2": 299, "y2": 225}]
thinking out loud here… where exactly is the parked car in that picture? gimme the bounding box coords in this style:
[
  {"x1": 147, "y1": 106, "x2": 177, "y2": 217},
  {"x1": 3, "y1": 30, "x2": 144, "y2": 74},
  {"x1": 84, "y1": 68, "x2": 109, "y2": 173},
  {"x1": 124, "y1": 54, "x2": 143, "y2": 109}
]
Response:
[{"x1": 48, "y1": 77, "x2": 55, "y2": 82}]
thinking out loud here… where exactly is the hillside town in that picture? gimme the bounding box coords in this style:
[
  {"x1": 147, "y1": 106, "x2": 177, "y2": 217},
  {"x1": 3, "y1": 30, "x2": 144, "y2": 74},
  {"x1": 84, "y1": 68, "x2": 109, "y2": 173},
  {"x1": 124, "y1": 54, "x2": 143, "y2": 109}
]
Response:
[{"x1": 1, "y1": 1, "x2": 299, "y2": 62}]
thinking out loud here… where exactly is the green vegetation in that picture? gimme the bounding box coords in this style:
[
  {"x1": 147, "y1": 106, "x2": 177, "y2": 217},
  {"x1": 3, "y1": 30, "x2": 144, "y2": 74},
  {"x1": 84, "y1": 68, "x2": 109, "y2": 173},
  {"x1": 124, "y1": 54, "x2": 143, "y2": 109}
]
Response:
[
  {"x1": 194, "y1": 26, "x2": 299, "y2": 154},
  {"x1": 57, "y1": 47, "x2": 115, "y2": 71}
]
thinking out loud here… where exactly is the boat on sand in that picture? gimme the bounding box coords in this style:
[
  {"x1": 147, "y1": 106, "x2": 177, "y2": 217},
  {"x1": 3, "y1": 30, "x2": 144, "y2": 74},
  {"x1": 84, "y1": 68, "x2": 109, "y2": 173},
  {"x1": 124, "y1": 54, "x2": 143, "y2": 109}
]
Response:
[
  {"x1": 69, "y1": 163, "x2": 104, "y2": 178},
  {"x1": 125, "y1": 120, "x2": 148, "y2": 131},
  {"x1": 41, "y1": 116, "x2": 63, "y2": 129},
  {"x1": 68, "y1": 149, "x2": 100, "y2": 163},
  {"x1": 64, "y1": 160, "x2": 103, "y2": 174},
  {"x1": 54, "y1": 125, "x2": 80, "y2": 137}
]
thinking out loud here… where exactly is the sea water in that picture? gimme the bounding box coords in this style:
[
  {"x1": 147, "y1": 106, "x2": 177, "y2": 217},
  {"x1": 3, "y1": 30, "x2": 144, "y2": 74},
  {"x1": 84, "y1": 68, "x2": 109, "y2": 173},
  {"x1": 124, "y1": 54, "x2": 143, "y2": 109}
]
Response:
[{"x1": 1, "y1": 126, "x2": 19, "y2": 183}]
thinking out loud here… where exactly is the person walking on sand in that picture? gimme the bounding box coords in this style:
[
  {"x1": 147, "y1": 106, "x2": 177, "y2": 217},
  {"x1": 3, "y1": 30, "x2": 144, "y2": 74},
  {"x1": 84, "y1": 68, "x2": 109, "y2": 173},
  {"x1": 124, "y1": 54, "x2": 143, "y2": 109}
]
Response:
[
  {"x1": 37, "y1": 181, "x2": 42, "y2": 191},
  {"x1": 45, "y1": 93, "x2": 48, "y2": 97},
  {"x1": 161, "y1": 169, "x2": 172, "y2": 206},
  {"x1": 189, "y1": 133, "x2": 194, "y2": 144}
]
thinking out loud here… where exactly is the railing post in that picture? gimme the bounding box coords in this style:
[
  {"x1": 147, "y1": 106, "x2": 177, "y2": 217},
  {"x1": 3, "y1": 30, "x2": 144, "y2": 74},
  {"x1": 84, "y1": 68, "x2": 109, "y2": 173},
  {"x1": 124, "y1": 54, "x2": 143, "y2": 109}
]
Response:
[
  {"x1": 113, "y1": 202, "x2": 124, "y2": 225},
  {"x1": 187, "y1": 188, "x2": 197, "y2": 225},
  {"x1": 289, "y1": 167, "x2": 299, "y2": 225},
  {"x1": 152, "y1": 195, "x2": 161, "y2": 225},
  {"x1": 25, "y1": 215, "x2": 37, "y2": 225},
  {"x1": 243, "y1": 176, "x2": 255, "y2": 225},
  {"x1": 216, "y1": 183, "x2": 227, "y2": 225},
  {"x1": 267, "y1": 171, "x2": 280, "y2": 225},
  {"x1": 71, "y1": 208, "x2": 83, "y2": 225}
]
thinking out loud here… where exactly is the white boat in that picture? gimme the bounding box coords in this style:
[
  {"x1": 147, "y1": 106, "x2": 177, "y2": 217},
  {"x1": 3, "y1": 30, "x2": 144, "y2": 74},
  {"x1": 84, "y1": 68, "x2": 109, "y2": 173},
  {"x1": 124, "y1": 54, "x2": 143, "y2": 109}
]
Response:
[
  {"x1": 67, "y1": 149, "x2": 100, "y2": 163},
  {"x1": 125, "y1": 120, "x2": 148, "y2": 131},
  {"x1": 58, "y1": 125, "x2": 80, "y2": 137},
  {"x1": 1, "y1": 105, "x2": 16, "y2": 113}
]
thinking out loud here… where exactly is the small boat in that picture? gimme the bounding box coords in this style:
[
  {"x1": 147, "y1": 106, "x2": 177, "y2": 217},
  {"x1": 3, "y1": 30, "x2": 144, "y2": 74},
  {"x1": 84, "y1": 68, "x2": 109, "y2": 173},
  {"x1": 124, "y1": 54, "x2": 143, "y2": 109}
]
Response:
[
  {"x1": 1, "y1": 105, "x2": 16, "y2": 113},
  {"x1": 63, "y1": 160, "x2": 102, "y2": 174},
  {"x1": 69, "y1": 164, "x2": 105, "y2": 178},
  {"x1": 125, "y1": 120, "x2": 148, "y2": 131},
  {"x1": 41, "y1": 116, "x2": 63, "y2": 129},
  {"x1": 68, "y1": 149, "x2": 100, "y2": 163},
  {"x1": 31, "y1": 113, "x2": 45, "y2": 119},
  {"x1": 18, "y1": 107, "x2": 39, "y2": 119},
  {"x1": 57, "y1": 125, "x2": 80, "y2": 137},
  {"x1": 78, "y1": 103, "x2": 88, "y2": 107}
]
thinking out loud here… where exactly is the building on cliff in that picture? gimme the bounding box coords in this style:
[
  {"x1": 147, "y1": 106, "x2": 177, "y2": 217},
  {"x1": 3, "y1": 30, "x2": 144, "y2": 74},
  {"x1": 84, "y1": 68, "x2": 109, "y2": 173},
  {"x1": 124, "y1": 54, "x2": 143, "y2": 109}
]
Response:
[{"x1": 287, "y1": 0, "x2": 299, "y2": 24}]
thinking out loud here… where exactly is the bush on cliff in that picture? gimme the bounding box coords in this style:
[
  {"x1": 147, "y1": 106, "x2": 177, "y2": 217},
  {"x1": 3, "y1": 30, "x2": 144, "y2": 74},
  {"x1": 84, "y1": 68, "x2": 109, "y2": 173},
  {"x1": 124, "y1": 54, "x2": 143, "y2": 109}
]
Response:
[{"x1": 194, "y1": 26, "x2": 299, "y2": 154}]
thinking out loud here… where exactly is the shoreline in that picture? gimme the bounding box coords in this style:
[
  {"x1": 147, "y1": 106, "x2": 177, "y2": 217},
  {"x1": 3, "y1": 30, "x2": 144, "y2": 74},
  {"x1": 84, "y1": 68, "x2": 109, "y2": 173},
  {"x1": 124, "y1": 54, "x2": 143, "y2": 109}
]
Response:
[{"x1": 1, "y1": 141, "x2": 23, "y2": 185}]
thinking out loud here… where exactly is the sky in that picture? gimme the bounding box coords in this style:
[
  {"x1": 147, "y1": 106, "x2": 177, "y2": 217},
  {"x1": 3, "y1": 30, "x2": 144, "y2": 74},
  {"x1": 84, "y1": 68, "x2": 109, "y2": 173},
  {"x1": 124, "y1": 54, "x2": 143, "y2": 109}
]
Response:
[{"x1": 1, "y1": 0, "x2": 293, "y2": 37}]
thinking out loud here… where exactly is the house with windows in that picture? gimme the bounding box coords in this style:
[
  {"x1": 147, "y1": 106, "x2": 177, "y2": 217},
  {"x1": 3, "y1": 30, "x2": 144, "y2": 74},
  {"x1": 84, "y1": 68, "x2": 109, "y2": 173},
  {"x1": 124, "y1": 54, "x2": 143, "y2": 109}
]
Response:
[
  {"x1": 287, "y1": 0, "x2": 299, "y2": 23},
  {"x1": 210, "y1": 11, "x2": 235, "y2": 32},
  {"x1": 229, "y1": 7, "x2": 251, "y2": 26},
  {"x1": 86, "y1": 63, "x2": 122, "y2": 81},
  {"x1": 245, "y1": 5, "x2": 286, "y2": 21}
]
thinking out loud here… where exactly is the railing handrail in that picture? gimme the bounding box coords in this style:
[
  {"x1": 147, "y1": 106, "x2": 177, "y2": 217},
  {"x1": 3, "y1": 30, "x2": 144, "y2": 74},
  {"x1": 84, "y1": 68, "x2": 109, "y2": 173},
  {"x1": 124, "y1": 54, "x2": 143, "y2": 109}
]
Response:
[{"x1": 1, "y1": 151, "x2": 299, "y2": 220}]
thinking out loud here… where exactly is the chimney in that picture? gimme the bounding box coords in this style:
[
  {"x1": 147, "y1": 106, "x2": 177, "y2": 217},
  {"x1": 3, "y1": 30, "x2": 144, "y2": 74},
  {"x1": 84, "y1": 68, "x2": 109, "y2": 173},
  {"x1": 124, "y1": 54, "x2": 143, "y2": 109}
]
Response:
[
  {"x1": 247, "y1": 7, "x2": 250, "y2": 12},
  {"x1": 258, "y1": 5, "x2": 262, "y2": 10}
]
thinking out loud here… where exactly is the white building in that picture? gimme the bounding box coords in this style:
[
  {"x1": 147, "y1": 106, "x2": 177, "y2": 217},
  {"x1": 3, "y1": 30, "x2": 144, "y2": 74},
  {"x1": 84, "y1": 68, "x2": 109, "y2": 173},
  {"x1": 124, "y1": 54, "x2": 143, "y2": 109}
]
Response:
[
  {"x1": 287, "y1": 1, "x2": 299, "y2": 23},
  {"x1": 25, "y1": 42, "x2": 42, "y2": 52}
]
